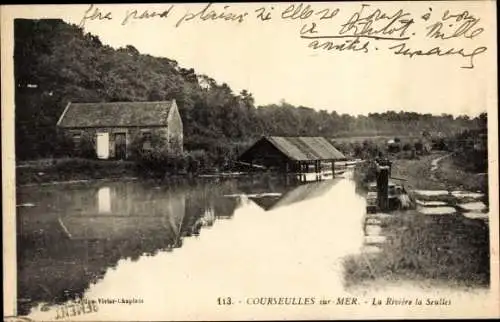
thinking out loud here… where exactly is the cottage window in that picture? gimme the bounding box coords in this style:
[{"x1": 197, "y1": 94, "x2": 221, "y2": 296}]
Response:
[
  {"x1": 72, "y1": 133, "x2": 82, "y2": 150},
  {"x1": 142, "y1": 131, "x2": 152, "y2": 150}
]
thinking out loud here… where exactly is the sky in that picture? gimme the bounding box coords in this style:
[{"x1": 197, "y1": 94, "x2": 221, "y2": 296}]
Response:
[{"x1": 2, "y1": 2, "x2": 497, "y2": 117}]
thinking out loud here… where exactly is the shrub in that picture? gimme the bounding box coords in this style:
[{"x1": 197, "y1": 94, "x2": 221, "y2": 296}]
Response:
[
  {"x1": 54, "y1": 133, "x2": 96, "y2": 159},
  {"x1": 185, "y1": 150, "x2": 209, "y2": 174},
  {"x1": 353, "y1": 160, "x2": 378, "y2": 190},
  {"x1": 186, "y1": 137, "x2": 247, "y2": 172},
  {"x1": 54, "y1": 133, "x2": 75, "y2": 158},
  {"x1": 78, "y1": 135, "x2": 97, "y2": 159},
  {"x1": 361, "y1": 140, "x2": 386, "y2": 159},
  {"x1": 432, "y1": 138, "x2": 447, "y2": 150},
  {"x1": 130, "y1": 132, "x2": 186, "y2": 177},
  {"x1": 388, "y1": 143, "x2": 401, "y2": 153},
  {"x1": 402, "y1": 143, "x2": 412, "y2": 151},
  {"x1": 414, "y1": 140, "x2": 423, "y2": 153},
  {"x1": 135, "y1": 149, "x2": 186, "y2": 177}
]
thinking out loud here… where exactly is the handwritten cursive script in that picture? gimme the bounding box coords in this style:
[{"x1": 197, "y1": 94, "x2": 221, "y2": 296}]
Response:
[
  {"x1": 76, "y1": 3, "x2": 489, "y2": 69},
  {"x1": 426, "y1": 10, "x2": 484, "y2": 40},
  {"x1": 78, "y1": 4, "x2": 112, "y2": 28},
  {"x1": 389, "y1": 43, "x2": 487, "y2": 69},
  {"x1": 338, "y1": 4, "x2": 414, "y2": 40},
  {"x1": 175, "y1": 3, "x2": 248, "y2": 28},
  {"x1": 296, "y1": 4, "x2": 488, "y2": 68},
  {"x1": 122, "y1": 6, "x2": 174, "y2": 26}
]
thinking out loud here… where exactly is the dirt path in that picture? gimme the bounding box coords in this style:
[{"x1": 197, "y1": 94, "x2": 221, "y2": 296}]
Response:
[{"x1": 430, "y1": 152, "x2": 455, "y2": 180}]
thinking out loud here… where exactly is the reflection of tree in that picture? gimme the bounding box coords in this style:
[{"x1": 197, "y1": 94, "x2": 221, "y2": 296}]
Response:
[
  {"x1": 18, "y1": 224, "x2": 178, "y2": 315},
  {"x1": 182, "y1": 180, "x2": 240, "y2": 237},
  {"x1": 18, "y1": 179, "x2": 242, "y2": 315},
  {"x1": 214, "y1": 197, "x2": 240, "y2": 218}
]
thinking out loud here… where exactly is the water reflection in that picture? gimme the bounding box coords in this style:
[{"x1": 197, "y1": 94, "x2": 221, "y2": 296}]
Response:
[
  {"x1": 242, "y1": 179, "x2": 337, "y2": 211},
  {"x1": 19, "y1": 176, "x2": 360, "y2": 319},
  {"x1": 17, "y1": 180, "x2": 241, "y2": 315},
  {"x1": 97, "y1": 187, "x2": 111, "y2": 213},
  {"x1": 17, "y1": 174, "x2": 491, "y2": 320}
]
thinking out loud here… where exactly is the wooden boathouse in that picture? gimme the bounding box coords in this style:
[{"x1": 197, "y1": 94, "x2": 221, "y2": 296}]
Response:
[{"x1": 237, "y1": 136, "x2": 347, "y2": 180}]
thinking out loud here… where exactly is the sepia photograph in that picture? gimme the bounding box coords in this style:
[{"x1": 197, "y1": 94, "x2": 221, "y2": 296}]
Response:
[{"x1": 2, "y1": 1, "x2": 499, "y2": 320}]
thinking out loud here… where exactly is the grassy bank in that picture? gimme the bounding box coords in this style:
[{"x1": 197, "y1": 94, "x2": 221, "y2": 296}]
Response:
[
  {"x1": 343, "y1": 210, "x2": 490, "y2": 289},
  {"x1": 390, "y1": 152, "x2": 447, "y2": 190},
  {"x1": 346, "y1": 150, "x2": 490, "y2": 290},
  {"x1": 391, "y1": 152, "x2": 487, "y2": 193},
  {"x1": 435, "y1": 155, "x2": 488, "y2": 193},
  {"x1": 16, "y1": 158, "x2": 137, "y2": 186}
]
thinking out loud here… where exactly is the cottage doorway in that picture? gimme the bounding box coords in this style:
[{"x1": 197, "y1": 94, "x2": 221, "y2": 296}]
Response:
[
  {"x1": 96, "y1": 132, "x2": 110, "y2": 159},
  {"x1": 114, "y1": 133, "x2": 127, "y2": 160}
]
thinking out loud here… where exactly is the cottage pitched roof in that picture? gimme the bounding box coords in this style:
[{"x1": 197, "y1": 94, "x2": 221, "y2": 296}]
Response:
[
  {"x1": 264, "y1": 136, "x2": 346, "y2": 161},
  {"x1": 57, "y1": 100, "x2": 175, "y2": 128},
  {"x1": 59, "y1": 216, "x2": 181, "y2": 240}
]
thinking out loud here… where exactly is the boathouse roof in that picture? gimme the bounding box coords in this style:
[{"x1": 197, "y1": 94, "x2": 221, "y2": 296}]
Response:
[
  {"x1": 249, "y1": 180, "x2": 336, "y2": 211},
  {"x1": 240, "y1": 136, "x2": 346, "y2": 162},
  {"x1": 56, "y1": 100, "x2": 176, "y2": 128}
]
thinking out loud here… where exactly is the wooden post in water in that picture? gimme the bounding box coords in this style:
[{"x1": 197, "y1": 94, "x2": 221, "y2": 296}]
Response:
[
  {"x1": 298, "y1": 162, "x2": 302, "y2": 183},
  {"x1": 331, "y1": 160, "x2": 335, "y2": 178},
  {"x1": 377, "y1": 164, "x2": 390, "y2": 211},
  {"x1": 318, "y1": 160, "x2": 321, "y2": 181},
  {"x1": 314, "y1": 160, "x2": 318, "y2": 181}
]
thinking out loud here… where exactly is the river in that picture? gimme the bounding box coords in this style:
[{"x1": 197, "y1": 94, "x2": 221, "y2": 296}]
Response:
[{"x1": 16, "y1": 171, "x2": 493, "y2": 320}]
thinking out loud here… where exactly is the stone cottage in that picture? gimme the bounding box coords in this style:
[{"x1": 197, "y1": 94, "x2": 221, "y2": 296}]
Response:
[{"x1": 56, "y1": 100, "x2": 183, "y2": 159}]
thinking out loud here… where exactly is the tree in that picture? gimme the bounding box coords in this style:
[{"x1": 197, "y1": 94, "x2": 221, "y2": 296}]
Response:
[{"x1": 14, "y1": 19, "x2": 482, "y2": 162}]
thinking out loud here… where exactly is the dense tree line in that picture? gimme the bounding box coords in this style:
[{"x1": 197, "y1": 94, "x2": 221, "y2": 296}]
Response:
[{"x1": 14, "y1": 19, "x2": 487, "y2": 161}]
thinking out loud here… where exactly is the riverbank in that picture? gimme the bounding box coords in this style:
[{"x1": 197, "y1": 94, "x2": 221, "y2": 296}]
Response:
[
  {"x1": 344, "y1": 151, "x2": 490, "y2": 289},
  {"x1": 16, "y1": 157, "x2": 352, "y2": 186},
  {"x1": 16, "y1": 158, "x2": 138, "y2": 186},
  {"x1": 343, "y1": 208, "x2": 490, "y2": 289}
]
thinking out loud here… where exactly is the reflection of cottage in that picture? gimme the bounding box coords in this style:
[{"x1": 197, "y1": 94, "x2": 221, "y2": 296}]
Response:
[
  {"x1": 56, "y1": 100, "x2": 183, "y2": 159},
  {"x1": 58, "y1": 185, "x2": 186, "y2": 242}
]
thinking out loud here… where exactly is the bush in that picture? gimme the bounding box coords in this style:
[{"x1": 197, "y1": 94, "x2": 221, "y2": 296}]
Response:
[
  {"x1": 432, "y1": 138, "x2": 447, "y2": 150},
  {"x1": 400, "y1": 149, "x2": 418, "y2": 160},
  {"x1": 54, "y1": 133, "x2": 75, "y2": 158},
  {"x1": 402, "y1": 143, "x2": 412, "y2": 151},
  {"x1": 414, "y1": 140, "x2": 423, "y2": 153},
  {"x1": 361, "y1": 140, "x2": 386, "y2": 159},
  {"x1": 185, "y1": 150, "x2": 210, "y2": 174},
  {"x1": 388, "y1": 143, "x2": 401, "y2": 153},
  {"x1": 353, "y1": 160, "x2": 378, "y2": 190},
  {"x1": 130, "y1": 132, "x2": 186, "y2": 177},
  {"x1": 54, "y1": 133, "x2": 96, "y2": 159},
  {"x1": 185, "y1": 136, "x2": 251, "y2": 172},
  {"x1": 135, "y1": 149, "x2": 186, "y2": 177},
  {"x1": 78, "y1": 135, "x2": 97, "y2": 159}
]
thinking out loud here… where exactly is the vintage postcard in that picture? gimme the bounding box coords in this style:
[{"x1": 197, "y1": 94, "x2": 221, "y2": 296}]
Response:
[{"x1": 2, "y1": 1, "x2": 499, "y2": 320}]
